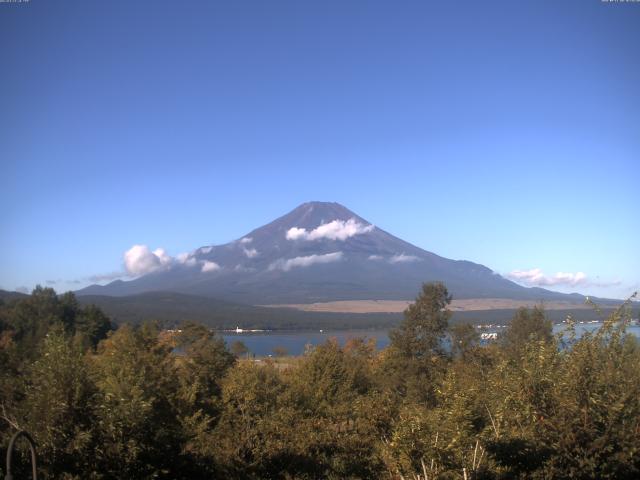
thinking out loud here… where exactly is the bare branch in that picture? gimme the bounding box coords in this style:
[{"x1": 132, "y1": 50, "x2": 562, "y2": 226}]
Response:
[
  {"x1": 1, "y1": 403, "x2": 21, "y2": 431},
  {"x1": 485, "y1": 404, "x2": 500, "y2": 438}
]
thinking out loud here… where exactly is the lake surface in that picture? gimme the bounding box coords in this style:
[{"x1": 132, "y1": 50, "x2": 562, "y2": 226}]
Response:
[{"x1": 222, "y1": 322, "x2": 640, "y2": 357}]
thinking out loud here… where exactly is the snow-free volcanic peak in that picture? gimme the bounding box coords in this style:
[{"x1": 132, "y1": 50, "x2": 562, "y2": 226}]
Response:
[{"x1": 77, "y1": 202, "x2": 588, "y2": 305}]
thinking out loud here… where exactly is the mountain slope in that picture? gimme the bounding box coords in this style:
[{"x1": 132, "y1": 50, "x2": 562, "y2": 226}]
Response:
[
  {"x1": 0, "y1": 289, "x2": 30, "y2": 302},
  {"x1": 77, "y1": 202, "x2": 586, "y2": 304}
]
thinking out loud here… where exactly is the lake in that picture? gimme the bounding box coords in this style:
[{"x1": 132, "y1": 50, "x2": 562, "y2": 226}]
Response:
[{"x1": 221, "y1": 322, "x2": 640, "y2": 357}]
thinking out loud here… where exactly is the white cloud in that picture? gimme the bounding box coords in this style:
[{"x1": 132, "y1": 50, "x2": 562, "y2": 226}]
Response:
[
  {"x1": 286, "y1": 227, "x2": 307, "y2": 240},
  {"x1": 508, "y1": 268, "x2": 588, "y2": 287},
  {"x1": 200, "y1": 246, "x2": 214, "y2": 254},
  {"x1": 124, "y1": 245, "x2": 174, "y2": 276},
  {"x1": 286, "y1": 218, "x2": 374, "y2": 242},
  {"x1": 110, "y1": 245, "x2": 205, "y2": 279},
  {"x1": 201, "y1": 260, "x2": 221, "y2": 273},
  {"x1": 153, "y1": 248, "x2": 172, "y2": 268},
  {"x1": 239, "y1": 237, "x2": 253, "y2": 244},
  {"x1": 368, "y1": 254, "x2": 383, "y2": 261},
  {"x1": 243, "y1": 247, "x2": 259, "y2": 258},
  {"x1": 389, "y1": 253, "x2": 420, "y2": 264},
  {"x1": 269, "y1": 252, "x2": 343, "y2": 272},
  {"x1": 176, "y1": 252, "x2": 197, "y2": 267}
]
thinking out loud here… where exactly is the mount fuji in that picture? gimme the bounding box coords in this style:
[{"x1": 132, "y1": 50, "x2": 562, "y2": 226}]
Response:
[{"x1": 77, "y1": 202, "x2": 585, "y2": 306}]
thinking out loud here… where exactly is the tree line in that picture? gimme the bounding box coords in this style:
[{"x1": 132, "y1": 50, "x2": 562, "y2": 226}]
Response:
[{"x1": 1, "y1": 284, "x2": 639, "y2": 479}]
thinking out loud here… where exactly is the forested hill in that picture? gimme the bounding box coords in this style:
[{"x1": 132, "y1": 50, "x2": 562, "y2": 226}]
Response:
[
  {"x1": 0, "y1": 289, "x2": 28, "y2": 302},
  {"x1": 77, "y1": 291, "x2": 402, "y2": 330}
]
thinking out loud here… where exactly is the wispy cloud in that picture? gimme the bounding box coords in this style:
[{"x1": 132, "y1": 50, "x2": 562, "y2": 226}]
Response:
[
  {"x1": 389, "y1": 253, "x2": 420, "y2": 264},
  {"x1": 201, "y1": 260, "x2": 221, "y2": 273},
  {"x1": 88, "y1": 271, "x2": 124, "y2": 282},
  {"x1": 367, "y1": 253, "x2": 421, "y2": 263},
  {"x1": 239, "y1": 237, "x2": 252, "y2": 244},
  {"x1": 200, "y1": 246, "x2": 214, "y2": 254},
  {"x1": 234, "y1": 264, "x2": 256, "y2": 273},
  {"x1": 269, "y1": 252, "x2": 343, "y2": 271},
  {"x1": 507, "y1": 268, "x2": 620, "y2": 288},
  {"x1": 590, "y1": 279, "x2": 623, "y2": 288},
  {"x1": 286, "y1": 218, "x2": 373, "y2": 242}
]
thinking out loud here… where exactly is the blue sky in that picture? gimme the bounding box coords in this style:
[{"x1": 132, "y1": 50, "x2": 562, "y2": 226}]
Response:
[{"x1": 1, "y1": 0, "x2": 638, "y2": 299}]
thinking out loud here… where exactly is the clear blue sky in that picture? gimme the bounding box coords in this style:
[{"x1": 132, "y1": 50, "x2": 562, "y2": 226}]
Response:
[{"x1": 1, "y1": 0, "x2": 638, "y2": 299}]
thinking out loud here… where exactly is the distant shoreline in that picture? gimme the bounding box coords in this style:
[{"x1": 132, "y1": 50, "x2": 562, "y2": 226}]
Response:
[{"x1": 260, "y1": 298, "x2": 611, "y2": 314}]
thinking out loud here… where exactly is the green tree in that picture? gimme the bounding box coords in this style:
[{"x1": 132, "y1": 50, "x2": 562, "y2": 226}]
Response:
[
  {"x1": 170, "y1": 321, "x2": 235, "y2": 475},
  {"x1": 19, "y1": 325, "x2": 97, "y2": 478},
  {"x1": 285, "y1": 339, "x2": 385, "y2": 479},
  {"x1": 174, "y1": 321, "x2": 235, "y2": 403},
  {"x1": 501, "y1": 306, "x2": 553, "y2": 354},
  {"x1": 389, "y1": 282, "x2": 452, "y2": 358},
  {"x1": 449, "y1": 322, "x2": 480, "y2": 360},
  {"x1": 538, "y1": 306, "x2": 640, "y2": 478},
  {"x1": 0, "y1": 287, "x2": 112, "y2": 357},
  {"x1": 291, "y1": 338, "x2": 371, "y2": 417},
  {"x1": 383, "y1": 282, "x2": 452, "y2": 403},
  {"x1": 75, "y1": 304, "x2": 114, "y2": 348},
  {"x1": 214, "y1": 361, "x2": 291, "y2": 478},
  {"x1": 91, "y1": 323, "x2": 184, "y2": 478},
  {"x1": 5, "y1": 286, "x2": 63, "y2": 357}
]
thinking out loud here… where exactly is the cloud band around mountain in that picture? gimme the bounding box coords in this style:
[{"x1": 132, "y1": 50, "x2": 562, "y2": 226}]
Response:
[
  {"x1": 286, "y1": 218, "x2": 373, "y2": 242},
  {"x1": 201, "y1": 260, "x2": 221, "y2": 273},
  {"x1": 124, "y1": 245, "x2": 217, "y2": 277},
  {"x1": 269, "y1": 252, "x2": 343, "y2": 271},
  {"x1": 88, "y1": 271, "x2": 125, "y2": 282},
  {"x1": 389, "y1": 253, "x2": 420, "y2": 264}
]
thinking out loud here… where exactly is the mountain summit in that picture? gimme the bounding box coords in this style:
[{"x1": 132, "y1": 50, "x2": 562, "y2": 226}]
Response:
[{"x1": 78, "y1": 202, "x2": 580, "y2": 304}]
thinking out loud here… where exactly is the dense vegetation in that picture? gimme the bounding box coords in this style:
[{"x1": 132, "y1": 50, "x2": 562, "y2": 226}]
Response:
[{"x1": 1, "y1": 284, "x2": 638, "y2": 479}]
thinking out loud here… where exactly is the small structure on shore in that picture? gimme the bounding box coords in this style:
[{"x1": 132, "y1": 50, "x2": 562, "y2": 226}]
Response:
[
  {"x1": 224, "y1": 326, "x2": 269, "y2": 333},
  {"x1": 480, "y1": 332, "x2": 498, "y2": 340}
]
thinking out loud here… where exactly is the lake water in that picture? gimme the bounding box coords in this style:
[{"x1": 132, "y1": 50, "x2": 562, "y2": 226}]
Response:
[{"x1": 221, "y1": 322, "x2": 640, "y2": 357}]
